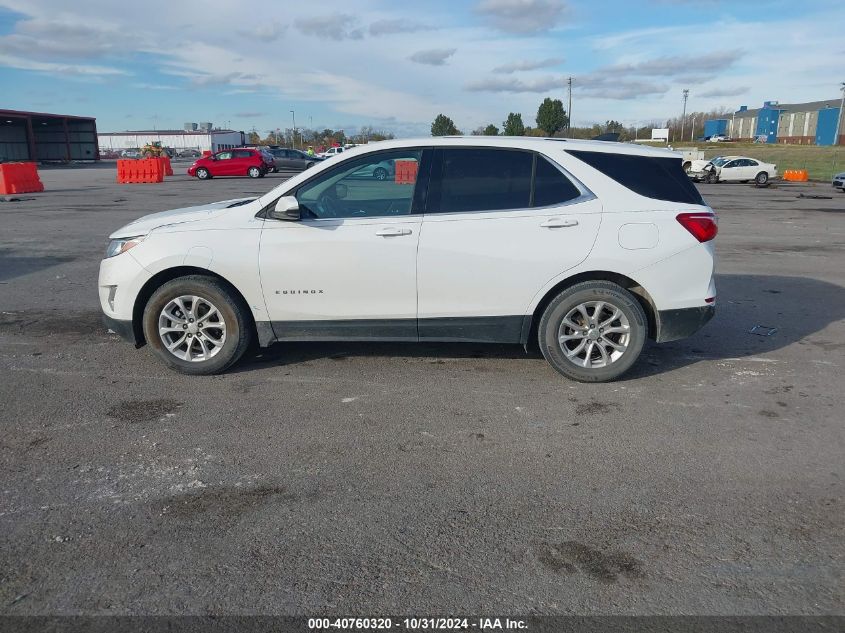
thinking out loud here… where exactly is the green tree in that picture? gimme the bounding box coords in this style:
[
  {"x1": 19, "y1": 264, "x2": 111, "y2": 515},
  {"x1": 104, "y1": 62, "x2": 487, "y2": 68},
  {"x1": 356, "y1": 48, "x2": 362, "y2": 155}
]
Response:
[
  {"x1": 535, "y1": 97, "x2": 568, "y2": 136},
  {"x1": 247, "y1": 131, "x2": 261, "y2": 145},
  {"x1": 431, "y1": 114, "x2": 459, "y2": 136},
  {"x1": 483, "y1": 124, "x2": 499, "y2": 136},
  {"x1": 502, "y1": 112, "x2": 525, "y2": 136}
]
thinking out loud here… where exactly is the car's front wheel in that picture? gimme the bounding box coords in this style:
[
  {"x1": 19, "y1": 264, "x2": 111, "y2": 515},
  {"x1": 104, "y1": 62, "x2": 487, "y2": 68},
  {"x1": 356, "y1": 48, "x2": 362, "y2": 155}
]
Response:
[
  {"x1": 373, "y1": 167, "x2": 388, "y2": 181},
  {"x1": 538, "y1": 281, "x2": 647, "y2": 382},
  {"x1": 248, "y1": 166, "x2": 261, "y2": 178},
  {"x1": 195, "y1": 167, "x2": 210, "y2": 180},
  {"x1": 142, "y1": 275, "x2": 253, "y2": 375}
]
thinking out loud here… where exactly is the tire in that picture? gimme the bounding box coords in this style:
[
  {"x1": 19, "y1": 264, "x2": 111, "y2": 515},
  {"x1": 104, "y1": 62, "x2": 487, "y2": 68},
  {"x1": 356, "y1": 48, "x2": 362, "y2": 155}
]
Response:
[
  {"x1": 682, "y1": 162, "x2": 691, "y2": 173},
  {"x1": 248, "y1": 166, "x2": 261, "y2": 178},
  {"x1": 195, "y1": 167, "x2": 210, "y2": 180},
  {"x1": 706, "y1": 171, "x2": 719, "y2": 184},
  {"x1": 538, "y1": 281, "x2": 647, "y2": 382},
  {"x1": 142, "y1": 275, "x2": 253, "y2": 375},
  {"x1": 755, "y1": 171, "x2": 769, "y2": 185},
  {"x1": 373, "y1": 167, "x2": 388, "y2": 181},
  {"x1": 305, "y1": 162, "x2": 315, "y2": 170}
]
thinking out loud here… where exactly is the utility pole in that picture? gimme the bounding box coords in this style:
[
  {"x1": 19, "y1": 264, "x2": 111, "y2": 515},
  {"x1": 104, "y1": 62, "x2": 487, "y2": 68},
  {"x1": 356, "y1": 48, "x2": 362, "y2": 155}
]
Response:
[
  {"x1": 690, "y1": 114, "x2": 696, "y2": 142},
  {"x1": 835, "y1": 82, "x2": 845, "y2": 146},
  {"x1": 290, "y1": 110, "x2": 297, "y2": 149},
  {"x1": 680, "y1": 89, "x2": 689, "y2": 143},
  {"x1": 567, "y1": 76, "x2": 573, "y2": 134}
]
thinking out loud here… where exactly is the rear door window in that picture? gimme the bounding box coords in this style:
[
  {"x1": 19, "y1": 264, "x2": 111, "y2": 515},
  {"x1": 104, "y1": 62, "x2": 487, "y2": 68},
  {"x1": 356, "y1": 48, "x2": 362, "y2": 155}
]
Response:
[
  {"x1": 533, "y1": 156, "x2": 581, "y2": 207},
  {"x1": 433, "y1": 148, "x2": 533, "y2": 213},
  {"x1": 567, "y1": 150, "x2": 704, "y2": 205}
]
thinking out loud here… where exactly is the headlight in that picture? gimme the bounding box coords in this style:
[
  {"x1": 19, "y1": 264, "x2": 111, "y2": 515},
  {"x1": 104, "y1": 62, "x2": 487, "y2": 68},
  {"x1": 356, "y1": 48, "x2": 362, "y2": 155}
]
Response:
[{"x1": 105, "y1": 235, "x2": 145, "y2": 258}]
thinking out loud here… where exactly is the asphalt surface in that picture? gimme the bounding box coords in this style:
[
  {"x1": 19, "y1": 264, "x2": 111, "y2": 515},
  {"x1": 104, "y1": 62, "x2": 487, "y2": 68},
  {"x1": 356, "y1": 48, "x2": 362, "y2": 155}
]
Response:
[{"x1": 0, "y1": 167, "x2": 843, "y2": 615}]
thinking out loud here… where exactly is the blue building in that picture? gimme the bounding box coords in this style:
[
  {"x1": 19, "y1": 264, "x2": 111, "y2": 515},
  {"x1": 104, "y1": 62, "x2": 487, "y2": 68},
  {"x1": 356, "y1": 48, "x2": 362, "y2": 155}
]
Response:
[
  {"x1": 723, "y1": 99, "x2": 844, "y2": 145},
  {"x1": 703, "y1": 119, "x2": 728, "y2": 138}
]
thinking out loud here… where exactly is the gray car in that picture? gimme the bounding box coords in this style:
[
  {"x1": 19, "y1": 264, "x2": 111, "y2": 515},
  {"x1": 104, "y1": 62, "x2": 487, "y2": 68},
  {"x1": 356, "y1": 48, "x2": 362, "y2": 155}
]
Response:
[
  {"x1": 833, "y1": 171, "x2": 845, "y2": 191},
  {"x1": 267, "y1": 148, "x2": 322, "y2": 172}
]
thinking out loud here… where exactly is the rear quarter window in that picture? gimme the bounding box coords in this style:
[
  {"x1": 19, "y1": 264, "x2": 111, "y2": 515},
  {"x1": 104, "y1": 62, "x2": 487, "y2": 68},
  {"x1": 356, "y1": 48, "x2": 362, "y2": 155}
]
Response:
[{"x1": 567, "y1": 150, "x2": 705, "y2": 205}]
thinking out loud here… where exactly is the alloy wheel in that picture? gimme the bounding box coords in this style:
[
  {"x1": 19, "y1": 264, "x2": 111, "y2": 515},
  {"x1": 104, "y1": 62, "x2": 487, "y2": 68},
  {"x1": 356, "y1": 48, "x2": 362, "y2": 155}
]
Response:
[{"x1": 158, "y1": 295, "x2": 227, "y2": 362}]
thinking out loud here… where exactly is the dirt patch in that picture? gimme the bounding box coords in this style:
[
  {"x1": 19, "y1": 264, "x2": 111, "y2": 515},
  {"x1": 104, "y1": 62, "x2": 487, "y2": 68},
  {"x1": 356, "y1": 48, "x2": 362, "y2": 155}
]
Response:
[
  {"x1": 575, "y1": 401, "x2": 620, "y2": 416},
  {"x1": 759, "y1": 410, "x2": 780, "y2": 419},
  {"x1": 153, "y1": 485, "x2": 301, "y2": 519},
  {"x1": 535, "y1": 541, "x2": 643, "y2": 583},
  {"x1": 0, "y1": 309, "x2": 102, "y2": 337},
  {"x1": 107, "y1": 399, "x2": 182, "y2": 423}
]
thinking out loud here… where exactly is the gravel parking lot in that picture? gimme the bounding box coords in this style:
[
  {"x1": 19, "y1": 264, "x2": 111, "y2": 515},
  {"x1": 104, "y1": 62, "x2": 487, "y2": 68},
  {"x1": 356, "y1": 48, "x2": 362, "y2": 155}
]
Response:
[{"x1": 1, "y1": 166, "x2": 843, "y2": 615}]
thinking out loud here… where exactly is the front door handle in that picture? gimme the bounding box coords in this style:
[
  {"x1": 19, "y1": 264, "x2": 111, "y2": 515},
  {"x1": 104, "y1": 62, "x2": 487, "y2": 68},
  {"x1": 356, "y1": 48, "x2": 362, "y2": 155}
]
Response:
[
  {"x1": 375, "y1": 227, "x2": 413, "y2": 237},
  {"x1": 541, "y1": 218, "x2": 579, "y2": 228}
]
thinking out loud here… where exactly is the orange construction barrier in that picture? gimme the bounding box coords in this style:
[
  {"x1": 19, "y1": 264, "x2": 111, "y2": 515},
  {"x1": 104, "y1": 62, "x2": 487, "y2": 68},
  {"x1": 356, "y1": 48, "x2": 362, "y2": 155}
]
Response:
[
  {"x1": 157, "y1": 156, "x2": 174, "y2": 176},
  {"x1": 116, "y1": 158, "x2": 165, "y2": 184},
  {"x1": 782, "y1": 169, "x2": 808, "y2": 182},
  {"x1": 394, "y1": 160, "x2": 418, "y2": 185},
  {"x1": 0, "y1": 162, "x2": 44, "y2": 195}
]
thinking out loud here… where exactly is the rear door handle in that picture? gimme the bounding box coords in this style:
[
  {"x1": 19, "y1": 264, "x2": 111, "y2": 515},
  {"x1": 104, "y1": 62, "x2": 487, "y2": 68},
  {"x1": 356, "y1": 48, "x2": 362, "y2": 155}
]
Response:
[
  {"x1": 541, "y1": 218, "x2": 579, "y2": 228},
  {"x1": 375, "y1": 227, "x2": 413, "y2": 237}
]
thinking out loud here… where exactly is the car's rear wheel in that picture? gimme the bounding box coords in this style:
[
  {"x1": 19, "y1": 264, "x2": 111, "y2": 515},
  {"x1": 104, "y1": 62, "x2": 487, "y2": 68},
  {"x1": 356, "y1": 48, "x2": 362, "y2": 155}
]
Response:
[
  {"x1": 538, "y1": 281, "x2": 647, "y2": 382},
  {"x1": 195, "y1": 167, "x2": 210, "y2": 180},
  {"x1": 142, "y1": 275, "x2": 253, "y2": 375},
  {"x1": 755, "y1": 171, "x2": 769, "y2": 185},
  {"x1": 305, "y1": 162, "x2": 315, "y2": 169},
  {"x1": 373, "y1": 167, "x2": 388, "y2": 181},
  {"x1": 248, "y1": 166, "x2": 261, "y2": 178}
]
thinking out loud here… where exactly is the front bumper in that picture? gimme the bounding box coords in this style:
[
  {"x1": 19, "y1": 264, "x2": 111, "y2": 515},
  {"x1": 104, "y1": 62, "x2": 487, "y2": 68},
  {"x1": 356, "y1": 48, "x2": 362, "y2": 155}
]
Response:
[
  {"x1": 656, "y1": 305, "x2": 715, "y2": 343},
  {"x1": 102, "y1": 313, "x2": 140, "y2": 346}
]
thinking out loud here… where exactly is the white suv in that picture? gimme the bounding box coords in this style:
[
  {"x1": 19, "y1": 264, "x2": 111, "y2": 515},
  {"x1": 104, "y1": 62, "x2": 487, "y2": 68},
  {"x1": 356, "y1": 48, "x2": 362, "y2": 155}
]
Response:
[{"x1": 99, "y1": 137, "x2": 717, "y2": 382}]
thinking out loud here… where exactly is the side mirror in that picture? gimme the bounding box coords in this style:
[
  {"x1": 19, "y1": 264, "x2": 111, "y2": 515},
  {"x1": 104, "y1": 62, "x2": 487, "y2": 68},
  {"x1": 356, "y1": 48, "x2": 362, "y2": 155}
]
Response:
[{"x1": 269, "y1": 196, "x2": 300, "y2": 221}]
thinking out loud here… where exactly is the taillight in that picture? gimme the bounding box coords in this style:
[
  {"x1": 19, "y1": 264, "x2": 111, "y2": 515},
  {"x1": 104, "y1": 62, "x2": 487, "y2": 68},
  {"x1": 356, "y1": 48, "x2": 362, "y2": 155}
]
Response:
[{"x1": 676, "y1": 212, "x2": 718, "y2": 242}]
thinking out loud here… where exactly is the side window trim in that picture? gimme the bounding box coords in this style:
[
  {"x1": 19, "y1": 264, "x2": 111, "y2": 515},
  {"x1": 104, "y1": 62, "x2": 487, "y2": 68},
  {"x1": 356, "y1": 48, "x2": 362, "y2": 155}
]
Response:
[{"x1": 533, "y1": 153, "x2": 596, "y2": 209}]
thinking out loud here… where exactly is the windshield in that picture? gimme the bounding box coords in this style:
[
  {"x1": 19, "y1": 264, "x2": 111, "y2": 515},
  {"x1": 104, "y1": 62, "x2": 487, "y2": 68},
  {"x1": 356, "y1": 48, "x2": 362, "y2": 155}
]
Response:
[{"x1": 709, "y1": 157, "x2": 729, "y2": 166}]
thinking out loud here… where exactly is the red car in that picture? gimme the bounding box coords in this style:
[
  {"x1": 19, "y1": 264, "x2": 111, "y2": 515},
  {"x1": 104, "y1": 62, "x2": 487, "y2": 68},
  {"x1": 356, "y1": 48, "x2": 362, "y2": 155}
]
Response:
[{"x1": 187, "y1": 148, "x2": 273, "y2": 180}]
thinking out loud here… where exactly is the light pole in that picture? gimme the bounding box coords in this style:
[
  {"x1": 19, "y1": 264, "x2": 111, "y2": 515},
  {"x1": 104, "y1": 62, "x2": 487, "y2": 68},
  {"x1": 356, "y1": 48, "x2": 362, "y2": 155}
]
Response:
[
  {"x1": 835, "y1": 82, "x2": 845, "y2": 146},
  {"x1": 680, "y1": 89, "x2": 689, "y2": 142},
  {"x1": 567, "y1": 76, "x2": 573, "y2": 134},
  {"x1": 290, "y1": 110, "x2": 296, "y2": 149},
  {"x1": 690, "y1": 114, "x2": 696, "y2": 142}
]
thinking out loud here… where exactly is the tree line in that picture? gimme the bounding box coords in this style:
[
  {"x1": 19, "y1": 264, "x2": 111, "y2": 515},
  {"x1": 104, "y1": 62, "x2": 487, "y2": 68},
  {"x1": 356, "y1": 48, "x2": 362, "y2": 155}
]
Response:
[{"x1": 431, "y1": 98, "x2": 569, "y2": 137}]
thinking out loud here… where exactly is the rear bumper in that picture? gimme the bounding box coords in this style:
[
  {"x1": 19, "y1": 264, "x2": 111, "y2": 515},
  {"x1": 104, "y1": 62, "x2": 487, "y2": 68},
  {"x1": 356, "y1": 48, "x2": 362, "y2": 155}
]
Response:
[
  {"x1": 656, "y1": 305, "x2": 715, "y2": 343},
  {"x1": 102, "y1": 313, "x2": 140, "y2": 346}
]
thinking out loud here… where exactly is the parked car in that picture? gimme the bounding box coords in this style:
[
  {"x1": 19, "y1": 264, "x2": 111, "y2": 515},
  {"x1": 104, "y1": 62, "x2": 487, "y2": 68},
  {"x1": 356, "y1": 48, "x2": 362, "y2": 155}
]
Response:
[
  {"x1": 350, "y1": 158, "x2": 406, "y2": 180},
  {"x1": 120, "y1": 149, "x2": 141, "y2": 158},
  {"x1": 699, "y1": 156, "x2": 777, "y2": 185},
  {"x1": 99, "y1": 137, "x2": 716, "y2": 381},
  {"x1": 709, "y1": 135, "x2": 730, "y2": 142},
  {"x1": 186, "y1": 148, "x2": 273, "y2": 180},
  {"x1": 266, "y1": 148, "x2": 323, "y2": 172},
  {"x1": 318, "y1": 146, "x2": 344, "y2": 159},
  {"x1": 832, "y1": 171, "x2": 845, "y2": 191},
  {"x1": 176, "y1": 149, "x2": 201, "y2": 159}
]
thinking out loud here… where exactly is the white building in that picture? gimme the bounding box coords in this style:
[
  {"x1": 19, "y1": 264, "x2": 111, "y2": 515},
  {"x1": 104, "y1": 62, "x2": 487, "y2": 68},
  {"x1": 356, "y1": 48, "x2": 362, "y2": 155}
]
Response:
[{"x1": 98, "y1": 129, "x2": 245, "y2": 153}]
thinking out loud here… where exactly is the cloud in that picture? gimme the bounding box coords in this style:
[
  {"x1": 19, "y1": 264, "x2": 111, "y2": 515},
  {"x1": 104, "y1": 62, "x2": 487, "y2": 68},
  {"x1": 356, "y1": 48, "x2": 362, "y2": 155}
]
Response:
[
  {"x1": 600, "y1": 51, "x2": 741, "y2": 77},
  {"x1": 466, "y1": 75, "x2": 566, "y2": 93},
  {"x1": 408, "y1": 48, "x2": 457, "y2": 66},
  {"x1": 0, "y1": 53, "x2": 127, "y2": 77},
  {"x1": 492, "y1": 57, "x2": 563, "y2": 73},
  {"x1": 0, "y1": 18, "x2": 126, "y2": 61},
  {"x1": 295, "y1": 14, "x2": 363, "y2": 40},
  {"x1": 698, "y1": 86, "x2": 750, "y2": 98},
  {"x1": 253, "y1": 22, "x2": 287, "y2": 42},
  {"x1": 475, "y1": 0, "x2": 568, "y2": 34},
  {"x1": 234, "y1": 111, "x2": 265, "y2": 118},
  {"x1": 368, "y1": 19, "x2": 431, "y2": 36}
]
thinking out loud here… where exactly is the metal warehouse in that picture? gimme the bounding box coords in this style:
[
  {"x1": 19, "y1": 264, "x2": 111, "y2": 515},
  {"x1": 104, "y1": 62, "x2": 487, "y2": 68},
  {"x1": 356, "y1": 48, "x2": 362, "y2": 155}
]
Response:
[
  {"x1": 727, "y1": 99, "x2": 844, "y2": 145},
  {"x1": 0, "y1": 109, "x2": 98, "y2": 162},
  {"x1": 98, "y1": 125, "x2": 245, "y2": 154}
]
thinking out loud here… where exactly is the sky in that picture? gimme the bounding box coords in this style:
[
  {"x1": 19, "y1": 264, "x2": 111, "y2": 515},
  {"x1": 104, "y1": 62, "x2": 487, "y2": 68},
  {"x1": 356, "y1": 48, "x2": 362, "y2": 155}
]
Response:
[{"x1": 0, "y1": 0, "x2": 842, "y2": 137}]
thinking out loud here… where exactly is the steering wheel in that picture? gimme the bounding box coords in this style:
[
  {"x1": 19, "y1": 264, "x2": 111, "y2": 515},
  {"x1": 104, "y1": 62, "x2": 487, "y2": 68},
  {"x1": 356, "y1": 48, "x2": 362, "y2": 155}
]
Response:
[{"x1": 317, "y1": 192, "x2": 340, "y2": 218}]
